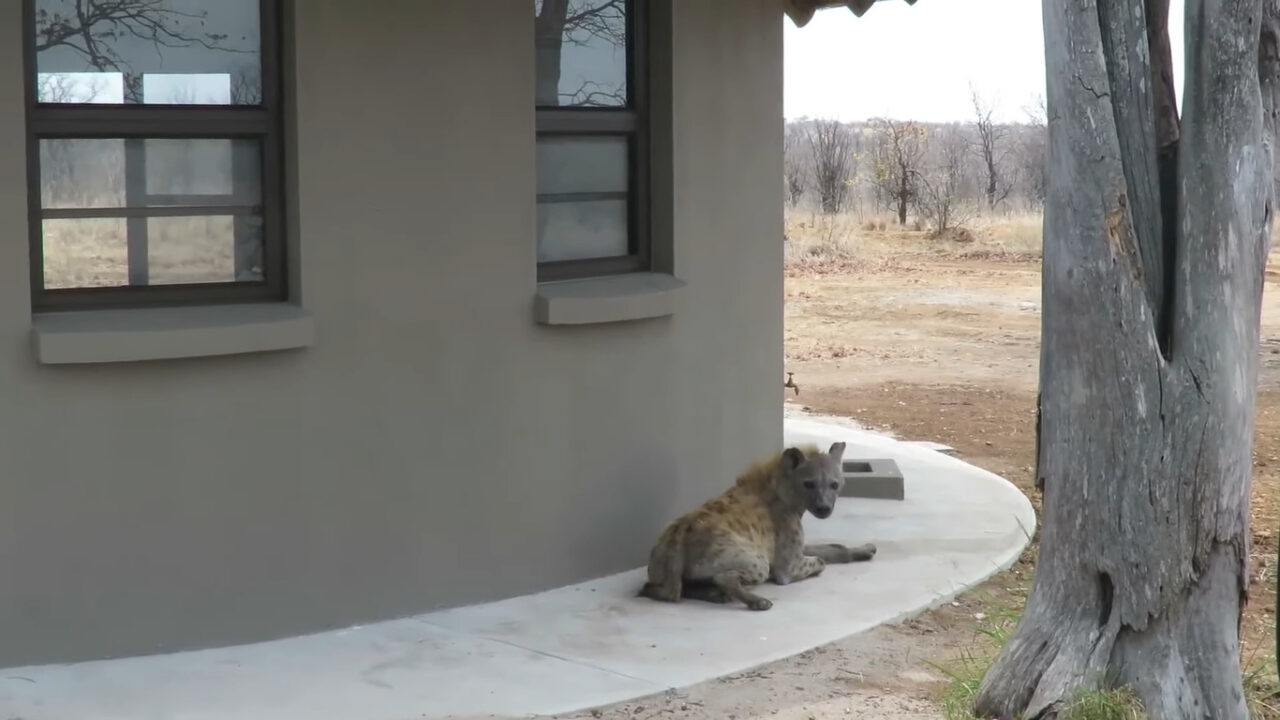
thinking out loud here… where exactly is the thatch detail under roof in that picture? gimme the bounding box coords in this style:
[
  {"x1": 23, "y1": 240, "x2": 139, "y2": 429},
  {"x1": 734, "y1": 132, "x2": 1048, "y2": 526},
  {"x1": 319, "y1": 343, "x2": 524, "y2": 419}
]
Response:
[{"x1": 782, "y1": 0, "x2": 919, "y2": 27}]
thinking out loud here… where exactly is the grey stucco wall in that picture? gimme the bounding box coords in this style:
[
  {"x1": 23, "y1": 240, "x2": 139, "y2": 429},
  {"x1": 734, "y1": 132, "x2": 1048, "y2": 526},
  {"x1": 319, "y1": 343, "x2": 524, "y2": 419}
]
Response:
[{"x1": 0, "y1": 0, "x2": 783, "y2": 668}]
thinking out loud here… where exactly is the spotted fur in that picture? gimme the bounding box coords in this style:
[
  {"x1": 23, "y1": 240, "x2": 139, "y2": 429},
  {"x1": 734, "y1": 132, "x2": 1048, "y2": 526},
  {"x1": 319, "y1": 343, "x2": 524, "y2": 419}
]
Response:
[{"x1": 638, "y1": 442, "x2": 876, "y2": 610}]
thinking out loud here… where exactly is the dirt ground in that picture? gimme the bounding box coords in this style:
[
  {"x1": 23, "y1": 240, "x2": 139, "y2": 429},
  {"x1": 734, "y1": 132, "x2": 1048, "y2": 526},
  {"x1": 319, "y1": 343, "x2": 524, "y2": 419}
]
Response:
[{"x1": 550, "y1": 215, "x2": 1280, "y2": 719}]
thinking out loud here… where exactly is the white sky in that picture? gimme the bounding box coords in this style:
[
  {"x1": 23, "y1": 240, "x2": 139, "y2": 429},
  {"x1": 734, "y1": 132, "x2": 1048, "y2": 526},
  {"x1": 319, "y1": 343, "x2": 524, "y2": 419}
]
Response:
[{"x1": 784, "y1": 1, "x2": 1186, "y2": 124}]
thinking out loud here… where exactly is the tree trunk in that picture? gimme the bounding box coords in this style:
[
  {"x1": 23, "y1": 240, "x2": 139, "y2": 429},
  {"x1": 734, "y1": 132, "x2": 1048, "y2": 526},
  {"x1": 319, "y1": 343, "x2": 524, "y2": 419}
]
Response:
[
  {"x1": 534, "y1": 0, "x2": 568, "y2": 106},
  {"x1": 973, "y1": 1, "x2": 1276, "y2": 718},
  {"x1": 898, "y1": 174, "x2": 908, "y2": 225}
]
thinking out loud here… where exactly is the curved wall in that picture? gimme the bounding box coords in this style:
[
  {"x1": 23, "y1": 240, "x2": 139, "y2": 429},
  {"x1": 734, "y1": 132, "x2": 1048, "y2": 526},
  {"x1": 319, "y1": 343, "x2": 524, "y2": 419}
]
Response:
[{"x1": 0, "y1": 0, "x2": 783, "y2": 667}]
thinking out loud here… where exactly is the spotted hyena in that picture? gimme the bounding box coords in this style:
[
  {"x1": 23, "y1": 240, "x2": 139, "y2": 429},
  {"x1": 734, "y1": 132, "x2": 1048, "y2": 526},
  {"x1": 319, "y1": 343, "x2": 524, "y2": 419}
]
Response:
[{"x1": 638, "y1": 442, "x2": 876, "y2": 611}]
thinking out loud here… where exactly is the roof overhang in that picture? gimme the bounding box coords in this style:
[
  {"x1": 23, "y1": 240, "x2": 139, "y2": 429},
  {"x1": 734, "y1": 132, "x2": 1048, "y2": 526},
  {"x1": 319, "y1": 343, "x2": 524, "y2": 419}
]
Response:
[{"x1": 782, "y1": 0, "x2": 919, "y2": 27}]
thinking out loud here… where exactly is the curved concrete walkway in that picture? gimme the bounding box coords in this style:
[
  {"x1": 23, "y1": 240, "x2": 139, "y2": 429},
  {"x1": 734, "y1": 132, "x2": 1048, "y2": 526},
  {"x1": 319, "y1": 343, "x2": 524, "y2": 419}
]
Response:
[{"x1": 1, "y1": 417, "x2": 1036, "y2": 720}]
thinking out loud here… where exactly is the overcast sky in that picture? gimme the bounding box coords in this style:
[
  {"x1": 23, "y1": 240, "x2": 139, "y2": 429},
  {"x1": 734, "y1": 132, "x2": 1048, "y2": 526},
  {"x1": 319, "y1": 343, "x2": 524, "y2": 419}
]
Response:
[{"x1": 783, "y1": 1, "x2": 1186, "y2": 124}]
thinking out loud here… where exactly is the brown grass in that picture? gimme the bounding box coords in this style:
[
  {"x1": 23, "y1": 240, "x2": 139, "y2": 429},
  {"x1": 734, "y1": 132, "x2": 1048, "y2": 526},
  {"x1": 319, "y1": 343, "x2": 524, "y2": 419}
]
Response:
[
  {"x1": 783, "y1": 210, "x2": 1043, "y2": 277},
  {"x1": 42, "y1": 216, "x2": 243, "y2": 289}
]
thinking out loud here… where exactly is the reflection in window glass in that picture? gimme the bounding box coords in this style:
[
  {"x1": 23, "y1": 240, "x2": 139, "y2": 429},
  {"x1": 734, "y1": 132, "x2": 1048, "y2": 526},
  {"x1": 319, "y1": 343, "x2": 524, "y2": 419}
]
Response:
[
  {"x1": 536, "y1": 136, "x2": 629, "y2": 196},
  {"x1": 143, "y1": 73, "x2": 234, "y2": 104},
  {"x1": 37, "y1": 137, "x2": 265, "y2": 290},
  {"x1": 37, "y1": 72, "x2": 124, "y2": 103},
  {"x1": 537, "y1": 199, "x2": 629, "y2": 263},
  {"x1": 534, "y1": 0, "x2": 628, "y2": 107},
  {"x1": 41, "y1": 218, "x2": 128, "y2": 289},
  {"x1": 39, "y1": 138, "x2": 262, "y2": 209},
  {"x1": 146, "y1": 215, "x2": 257, "y2": 285},
  {"x1": 535, "y1": 136, "x2": 631, "y2": 263},
  {"x1": 33, "y1": 0, "x2": 262, "y2": 105},
  {"x1": 41, "y1": 215, "x2": 260, "y2": 289}
]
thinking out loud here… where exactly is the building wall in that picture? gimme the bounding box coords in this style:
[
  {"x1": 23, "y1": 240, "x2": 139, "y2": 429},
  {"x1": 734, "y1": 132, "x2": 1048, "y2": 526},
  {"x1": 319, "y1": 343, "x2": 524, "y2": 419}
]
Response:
[{"x1": 0, "y1": 0, "x2": 784, "y2": 668}]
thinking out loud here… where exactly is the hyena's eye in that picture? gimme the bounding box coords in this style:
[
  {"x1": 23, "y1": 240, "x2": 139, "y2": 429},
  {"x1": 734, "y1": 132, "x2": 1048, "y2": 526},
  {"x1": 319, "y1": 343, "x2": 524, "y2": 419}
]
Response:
[
  {"x1": 803, "y1": 480, "x2": 816, "y2": 490},
  {"x1": 830, "y1": 481, "x2": 839, "y2": 489}
]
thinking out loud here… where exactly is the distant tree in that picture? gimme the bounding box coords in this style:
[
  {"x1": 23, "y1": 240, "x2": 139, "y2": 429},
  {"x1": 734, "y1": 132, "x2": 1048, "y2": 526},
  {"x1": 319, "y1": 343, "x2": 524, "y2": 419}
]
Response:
[
  {"x1": 870, "y1": 118, "x2": 926, "y2": 225},
  {"x1": 1013, "y1": 95, "x2": 1048, "y2": 207},
  {"x1": 806, "y1": 119, "x2": 855, "y2": 214},
  {"x1": 917, "y1": 124, "x2": 972, "y2": 233},
  {"x1": 783, "y1": 122, "x2": 808, "y2": 209},
  {"x1": 970, "y1": 86, "x2": 1013, "y2": 210}
]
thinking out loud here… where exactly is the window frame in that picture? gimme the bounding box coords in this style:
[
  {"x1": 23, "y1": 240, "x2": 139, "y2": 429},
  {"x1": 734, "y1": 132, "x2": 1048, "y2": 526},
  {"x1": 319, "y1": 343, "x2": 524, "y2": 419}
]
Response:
[
  {"x1": 22, "y1": 0, "x2": 287, "y2": 313},
  {"x1": 535, "y1": 0, "x2": 651, "y2": 283}
]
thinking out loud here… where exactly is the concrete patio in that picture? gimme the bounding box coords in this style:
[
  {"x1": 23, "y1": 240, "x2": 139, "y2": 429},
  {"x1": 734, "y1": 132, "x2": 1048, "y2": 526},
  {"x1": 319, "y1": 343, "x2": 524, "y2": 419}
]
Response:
[{"x1": 0, "y1": 415, "x2": 1036, "y2": 720}]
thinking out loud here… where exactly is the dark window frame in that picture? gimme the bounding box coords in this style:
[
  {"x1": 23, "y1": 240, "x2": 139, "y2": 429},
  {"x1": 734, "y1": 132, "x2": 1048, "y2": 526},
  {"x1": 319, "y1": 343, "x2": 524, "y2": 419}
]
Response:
[
  {"x1": 22, "y1": 0, "x2": 287, "y2": 313},
  {"x1": 535, "y1": 0, "x2": 650, "y2": 283}
]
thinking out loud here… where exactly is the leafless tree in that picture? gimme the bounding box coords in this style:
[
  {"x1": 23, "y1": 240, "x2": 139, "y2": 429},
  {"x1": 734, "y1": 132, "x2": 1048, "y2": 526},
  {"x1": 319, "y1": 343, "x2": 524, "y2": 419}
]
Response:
[
  {"x1": 783, "y1": 122, "x2": 809, "y2": 209},
  {"x1": 870, "y1": 118, "x2": 926, "y2": 225},
  {"x1": 970, "y1": 86, "x2": 1012, "y2": 210},
  {"x1": 1007, "y1": 94, "x2": 1048, "y2": 208},
  {"x1": 806, "y1": 119, "x2": 855, "y2": 214},
  {"x1": 916, "y1": 125, "x2": 972, "y2": 234},
  {"x1": 973, "y1": 0, "x2": 1277, "y2": 717},
  {"x1": 230, "y1": 69, "x2": 262, "y2": 105},
  {"x1": 33, "y1": 1, "x2": 251, "y2": 103},
  {"x1": 37, "y1": 71, "x2": 104, "y2": 104},
  {"x1": 534, "y1": 0, "x2": 627, "y2": 106}
]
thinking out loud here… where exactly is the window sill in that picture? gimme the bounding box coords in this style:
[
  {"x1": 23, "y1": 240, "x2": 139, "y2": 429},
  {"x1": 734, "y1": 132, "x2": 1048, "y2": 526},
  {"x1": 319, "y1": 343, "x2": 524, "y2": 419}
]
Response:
[
  {"x1": 32, "y1": 302, "x2": 316, "y2": 365},
  {"x1": 535, "y1": 272, "x2": 685, "y2": 326}
]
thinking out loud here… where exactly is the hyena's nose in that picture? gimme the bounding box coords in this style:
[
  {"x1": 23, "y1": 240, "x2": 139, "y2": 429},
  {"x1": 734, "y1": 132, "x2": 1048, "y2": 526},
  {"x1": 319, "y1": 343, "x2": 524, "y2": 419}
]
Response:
[{"x1": 813, "y1": 505, "x2": 832, "y2": 518}]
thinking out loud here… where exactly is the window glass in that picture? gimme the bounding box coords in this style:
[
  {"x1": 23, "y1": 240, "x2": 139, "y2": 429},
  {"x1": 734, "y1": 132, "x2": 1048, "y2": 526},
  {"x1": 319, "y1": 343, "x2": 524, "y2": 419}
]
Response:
[
  {"x1": 534, "y1": 0, "x2": 628, "y2": 107},
  {"x1": 33, "y1": 0, "x2": 262, "y2": 105},
  {"x1": 537, "y1": 200, "x2": 629, "y2": 263},
  {"x1": 37, "y1": 137, "x2": 265, "y2": 290},
  {"x1": 536, "y1": 136, "x2": 629, "y2": 196}
]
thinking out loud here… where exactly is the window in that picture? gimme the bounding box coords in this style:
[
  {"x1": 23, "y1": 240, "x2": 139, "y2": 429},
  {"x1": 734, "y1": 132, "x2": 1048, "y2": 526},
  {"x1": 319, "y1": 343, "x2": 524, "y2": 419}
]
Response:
[
  {"x1": 534, "y1": 0, "x2": 649, "y2": 282},
  {"x1": 24, "y1": 0, "x2": 284, "y2": 311}
]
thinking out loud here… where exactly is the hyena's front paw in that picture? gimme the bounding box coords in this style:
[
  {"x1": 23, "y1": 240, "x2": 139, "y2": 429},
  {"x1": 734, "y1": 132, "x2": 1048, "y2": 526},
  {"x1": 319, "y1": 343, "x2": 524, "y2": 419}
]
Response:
[{"x1": 745, "y1": 597, "x2": 773, "y2": 611}]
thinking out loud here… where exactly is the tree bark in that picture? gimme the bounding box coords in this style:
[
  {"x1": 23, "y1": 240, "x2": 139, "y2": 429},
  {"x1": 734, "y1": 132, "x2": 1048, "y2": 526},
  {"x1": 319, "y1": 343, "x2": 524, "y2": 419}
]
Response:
[
  {"x1": 898, "y1": 171, "x2": 909, "y2": 225},
  {"x1": 534, "y1": 0, "x2": 569, "y2": 106},
  {"x1": 974, "y1": 1, "x2": 1276, "y2": 718}
]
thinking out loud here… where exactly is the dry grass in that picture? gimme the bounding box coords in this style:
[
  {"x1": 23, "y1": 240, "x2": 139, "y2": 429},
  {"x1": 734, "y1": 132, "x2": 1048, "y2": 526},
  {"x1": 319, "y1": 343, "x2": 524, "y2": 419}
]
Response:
[
  {"x1": 39, "y1": 139, "x2": 254, "y2": 289},
  {"x1": 783, "y1": 209, "x2": 1043, "y2": 277},
  {"x1": 42, "y1": 216, "x2": 245, "y2": 289}
]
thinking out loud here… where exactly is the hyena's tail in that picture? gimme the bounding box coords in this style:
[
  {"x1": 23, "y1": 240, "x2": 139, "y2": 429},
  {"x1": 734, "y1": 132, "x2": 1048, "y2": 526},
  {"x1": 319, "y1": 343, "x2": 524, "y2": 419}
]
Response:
[{"x1": 637, "y1": 520, "x2": 687, "y2": 603}]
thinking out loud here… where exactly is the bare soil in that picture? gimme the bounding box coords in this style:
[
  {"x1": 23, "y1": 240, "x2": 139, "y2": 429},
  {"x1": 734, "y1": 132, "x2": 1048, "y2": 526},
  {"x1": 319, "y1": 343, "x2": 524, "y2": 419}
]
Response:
[{"x1": 544, "y1": 216, "x2": 1280, "y2": 719}]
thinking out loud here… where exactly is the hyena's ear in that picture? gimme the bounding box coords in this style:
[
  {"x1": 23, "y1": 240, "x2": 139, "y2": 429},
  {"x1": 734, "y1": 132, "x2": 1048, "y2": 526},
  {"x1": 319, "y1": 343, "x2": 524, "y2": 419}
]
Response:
[
  {"x1": 779, "y1": 447, "x2": 806, "y2": 472},
  {"x1": 827, "y1": 441, "x2": 846, "y2": 461}
]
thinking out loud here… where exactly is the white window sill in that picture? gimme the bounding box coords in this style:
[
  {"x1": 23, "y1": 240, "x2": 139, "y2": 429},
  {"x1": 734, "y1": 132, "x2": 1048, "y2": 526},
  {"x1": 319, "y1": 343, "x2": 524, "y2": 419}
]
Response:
[
  {"x1": 32, "y1": 303, "x2": 315, "y2": 365},
  {"x1": 535, "y1": 272, "x2": 685, "y2": 326}
]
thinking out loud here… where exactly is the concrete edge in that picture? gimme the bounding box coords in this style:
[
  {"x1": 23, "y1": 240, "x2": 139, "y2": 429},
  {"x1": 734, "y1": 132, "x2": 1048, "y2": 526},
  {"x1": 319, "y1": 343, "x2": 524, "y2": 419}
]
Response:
[
  {"x1": 31, "y1": 302, "x2": 315, "y2": 364},
  {"x1": 534, "y1": 272, "x2": 685, "y2": 326}
]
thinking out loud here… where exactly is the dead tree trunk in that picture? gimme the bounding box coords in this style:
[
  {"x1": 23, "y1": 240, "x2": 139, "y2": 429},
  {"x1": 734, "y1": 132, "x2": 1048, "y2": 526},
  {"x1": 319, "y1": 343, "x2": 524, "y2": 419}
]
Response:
[
  {"x1": 534, "y1": 0, "x2": 569, "y2": 106},
  {"x1": 973, "y1": 1, "x2": 1277, "y2": 718},
  {"x1": 897, "y1": 169, "x2": 909, "y2": 225}
]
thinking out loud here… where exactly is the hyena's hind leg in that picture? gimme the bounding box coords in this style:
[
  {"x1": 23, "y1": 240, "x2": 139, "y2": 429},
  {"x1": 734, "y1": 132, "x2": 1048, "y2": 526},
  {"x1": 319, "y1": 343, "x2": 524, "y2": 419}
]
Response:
[
  {"x1": 638, "y1": 522, "x2": 689, "y2": 602},
  {"x1": 710, "y1": 556, "x2": 773, "y2": 611},
  {"x1": 638, "y1": 579, "x2": 681, "y2": 602},
  {"x1": 680, "y1": 579, "x2": 730, "y2": 604},
  {"x1": 804, "y1": 542, "x2": 877, "y2": 563}
]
